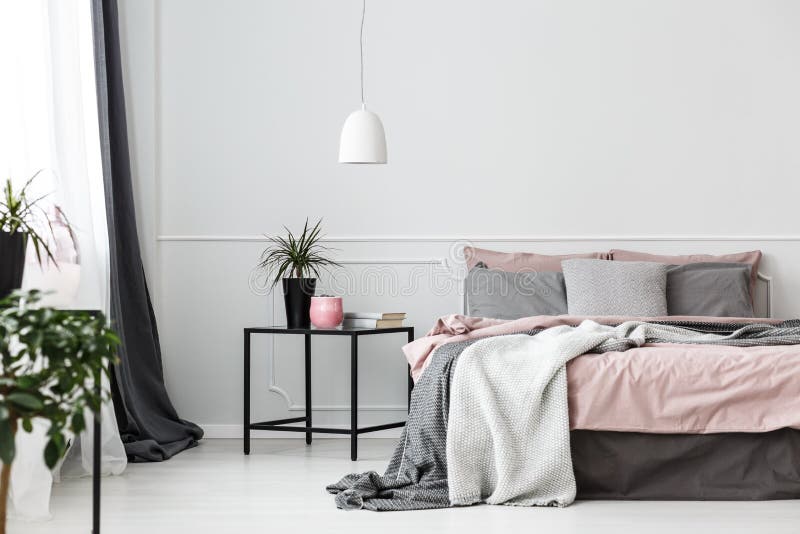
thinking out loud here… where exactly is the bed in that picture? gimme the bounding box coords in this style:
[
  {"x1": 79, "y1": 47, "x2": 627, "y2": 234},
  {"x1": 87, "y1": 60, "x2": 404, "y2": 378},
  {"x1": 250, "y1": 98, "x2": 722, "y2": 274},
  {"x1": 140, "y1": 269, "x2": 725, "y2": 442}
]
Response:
[{"x1": 327, "y1": 247, "x2": 800, "y2": 510}]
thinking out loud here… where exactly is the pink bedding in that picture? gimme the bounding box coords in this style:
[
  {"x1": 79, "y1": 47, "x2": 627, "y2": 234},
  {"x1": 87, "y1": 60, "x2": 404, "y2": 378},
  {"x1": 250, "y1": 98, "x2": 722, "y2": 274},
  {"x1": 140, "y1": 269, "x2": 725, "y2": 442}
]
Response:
[
  {"x1": 404, "y1": 314, "x2": 798, "y2": 434},
  {"x1": 567, "y1": 342, "x2": 800, "y2": 433}
]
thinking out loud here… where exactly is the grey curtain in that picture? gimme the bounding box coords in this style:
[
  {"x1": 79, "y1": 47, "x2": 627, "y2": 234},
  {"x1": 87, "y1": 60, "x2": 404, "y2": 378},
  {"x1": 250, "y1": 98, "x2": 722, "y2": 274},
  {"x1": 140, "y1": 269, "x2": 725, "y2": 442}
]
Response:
[{"x1": 92, "y1": 0, "x2": 203, "y2": 461}]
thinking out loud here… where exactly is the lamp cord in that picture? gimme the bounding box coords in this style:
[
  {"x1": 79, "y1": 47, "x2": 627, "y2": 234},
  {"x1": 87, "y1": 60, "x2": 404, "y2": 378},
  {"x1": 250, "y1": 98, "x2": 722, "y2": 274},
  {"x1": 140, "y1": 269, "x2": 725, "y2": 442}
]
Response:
[{"x1": 360, "y1": 0, "x2": 366, "y2": 106}]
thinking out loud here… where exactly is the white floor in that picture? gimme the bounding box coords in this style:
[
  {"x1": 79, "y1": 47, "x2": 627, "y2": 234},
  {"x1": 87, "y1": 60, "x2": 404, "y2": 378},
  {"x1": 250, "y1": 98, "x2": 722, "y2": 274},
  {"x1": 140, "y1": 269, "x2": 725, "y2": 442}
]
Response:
[{"x1": 11, "y1": 438, "x2": 800, "y2": 534}]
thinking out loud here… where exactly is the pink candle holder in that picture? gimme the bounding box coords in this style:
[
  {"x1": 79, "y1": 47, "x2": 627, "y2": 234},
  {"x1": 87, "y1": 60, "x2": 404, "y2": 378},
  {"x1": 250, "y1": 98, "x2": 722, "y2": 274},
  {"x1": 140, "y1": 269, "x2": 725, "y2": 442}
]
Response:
[{"x1": 309, "y1": 296, "x2": 343, "y2": 328}]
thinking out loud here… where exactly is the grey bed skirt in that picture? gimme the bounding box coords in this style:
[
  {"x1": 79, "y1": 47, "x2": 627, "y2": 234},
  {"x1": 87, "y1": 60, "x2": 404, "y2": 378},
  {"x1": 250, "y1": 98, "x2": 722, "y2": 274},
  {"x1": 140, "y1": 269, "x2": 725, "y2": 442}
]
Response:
[{"x1": 572, "y1": 429, "x2": 800, "y2": 500}]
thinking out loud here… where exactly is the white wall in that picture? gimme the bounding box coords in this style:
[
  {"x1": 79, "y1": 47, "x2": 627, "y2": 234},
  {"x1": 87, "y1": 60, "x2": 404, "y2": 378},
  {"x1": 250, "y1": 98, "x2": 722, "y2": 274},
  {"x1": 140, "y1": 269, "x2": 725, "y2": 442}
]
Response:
[{"x1": 118, "y1": 0, "x2": 800, "y2": 437}]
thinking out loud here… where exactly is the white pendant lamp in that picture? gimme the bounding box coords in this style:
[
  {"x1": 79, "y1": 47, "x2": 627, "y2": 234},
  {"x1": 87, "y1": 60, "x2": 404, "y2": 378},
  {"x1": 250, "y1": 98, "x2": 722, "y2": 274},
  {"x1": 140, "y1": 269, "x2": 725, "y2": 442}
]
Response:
[{"x1": 339, "y1": 0, "x2": 387, "y2": 164}]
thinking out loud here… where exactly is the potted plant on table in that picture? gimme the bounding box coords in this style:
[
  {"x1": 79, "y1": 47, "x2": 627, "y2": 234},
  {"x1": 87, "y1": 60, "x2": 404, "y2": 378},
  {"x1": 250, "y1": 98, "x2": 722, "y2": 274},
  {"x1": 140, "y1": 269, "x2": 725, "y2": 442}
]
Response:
[
  {"x1": 0, "y1": 174, "x2": 70, "y2": 299},
  {"x1": 0, "y1": 289, "x2": 119, "y2": 534},
  {"x1": 257, "y1": 219, "x2": 341, "y2": 329}
]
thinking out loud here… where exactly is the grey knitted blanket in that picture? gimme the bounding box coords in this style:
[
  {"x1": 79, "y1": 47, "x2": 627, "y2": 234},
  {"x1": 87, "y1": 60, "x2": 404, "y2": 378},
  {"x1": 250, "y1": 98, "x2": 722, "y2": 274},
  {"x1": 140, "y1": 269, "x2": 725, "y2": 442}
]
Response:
[
  {"x1": 326, "y1": 338, "x2": 476, "y2": 510},
  {"x1": 327, "y1": 319, "x2": 800, "y2": 511}
]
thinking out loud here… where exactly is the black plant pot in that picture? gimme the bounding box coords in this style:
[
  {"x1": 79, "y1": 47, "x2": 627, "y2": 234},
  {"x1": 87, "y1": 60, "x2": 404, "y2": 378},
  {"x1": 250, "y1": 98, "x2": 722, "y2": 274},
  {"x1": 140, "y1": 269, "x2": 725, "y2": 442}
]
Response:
[
  {"x1": 0, "y1": 232, "x2": 26, "y2": 300},
  {"x1": 282, "y1": 277, "x2": 316, "y2": 329}
]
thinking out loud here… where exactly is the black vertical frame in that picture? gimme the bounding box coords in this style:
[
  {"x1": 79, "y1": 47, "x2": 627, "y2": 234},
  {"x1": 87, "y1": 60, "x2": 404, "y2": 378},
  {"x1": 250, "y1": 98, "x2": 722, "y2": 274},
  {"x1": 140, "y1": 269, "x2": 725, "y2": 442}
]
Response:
[
  {"x1": 243, "y1": 329, "x2": 251, "y2": 455},
  {"x1": 407, "y1": 328, "x2": 415, "y2": 411},
  {"x1": 304, "y1": 334, "x2": 312, "y2": 445},
  {"x1": 350, "y1": 335, "x2": 359, "y2": 461},
  {"x1": 92, "y1": 370, "x2": 101, "y2": 534}
]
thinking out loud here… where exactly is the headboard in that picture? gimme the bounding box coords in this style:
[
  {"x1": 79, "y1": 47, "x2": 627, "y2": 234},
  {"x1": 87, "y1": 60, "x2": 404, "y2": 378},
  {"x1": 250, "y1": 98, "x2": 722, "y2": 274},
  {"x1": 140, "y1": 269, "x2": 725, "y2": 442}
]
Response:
[{"x1": 755, "y1": 272, "x2": 773, "y2": 318}]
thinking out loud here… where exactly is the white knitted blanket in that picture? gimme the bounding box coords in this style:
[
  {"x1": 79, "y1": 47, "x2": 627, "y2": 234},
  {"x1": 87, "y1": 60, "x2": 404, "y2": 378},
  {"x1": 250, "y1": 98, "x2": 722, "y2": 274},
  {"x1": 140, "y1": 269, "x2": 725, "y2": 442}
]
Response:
[{"x1": 446, "y1": 321, "x2": 700, "y2": 507}]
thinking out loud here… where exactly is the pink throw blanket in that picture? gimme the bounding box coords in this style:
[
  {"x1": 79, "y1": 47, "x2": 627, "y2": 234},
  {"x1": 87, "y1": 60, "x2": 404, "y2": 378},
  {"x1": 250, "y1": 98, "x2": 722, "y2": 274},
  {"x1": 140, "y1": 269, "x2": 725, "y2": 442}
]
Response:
[{"x1": 403, "y1": 314, "x2": 778, "y2": 381}]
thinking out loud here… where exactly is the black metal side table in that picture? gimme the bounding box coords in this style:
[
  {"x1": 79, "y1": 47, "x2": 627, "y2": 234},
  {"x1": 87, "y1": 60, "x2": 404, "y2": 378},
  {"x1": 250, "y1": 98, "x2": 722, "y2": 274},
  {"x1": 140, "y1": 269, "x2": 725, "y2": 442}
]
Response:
[{"x1": 243, "y1": 325, "x2": 414, "y2": 460}]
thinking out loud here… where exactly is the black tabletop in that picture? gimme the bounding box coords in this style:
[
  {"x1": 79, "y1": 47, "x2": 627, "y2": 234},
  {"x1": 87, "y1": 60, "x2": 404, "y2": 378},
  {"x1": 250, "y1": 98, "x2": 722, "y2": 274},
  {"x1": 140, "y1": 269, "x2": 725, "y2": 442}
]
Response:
[{"x1": 244, "y1": 325, "x2": 414, "y2": 336}]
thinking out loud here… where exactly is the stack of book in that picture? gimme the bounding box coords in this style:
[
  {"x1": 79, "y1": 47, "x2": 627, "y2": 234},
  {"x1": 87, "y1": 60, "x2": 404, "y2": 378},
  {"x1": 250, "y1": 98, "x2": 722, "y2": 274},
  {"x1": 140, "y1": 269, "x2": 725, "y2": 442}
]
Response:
[{"x1": 342, "y1": 312, "x2": 406, "y2": 329}]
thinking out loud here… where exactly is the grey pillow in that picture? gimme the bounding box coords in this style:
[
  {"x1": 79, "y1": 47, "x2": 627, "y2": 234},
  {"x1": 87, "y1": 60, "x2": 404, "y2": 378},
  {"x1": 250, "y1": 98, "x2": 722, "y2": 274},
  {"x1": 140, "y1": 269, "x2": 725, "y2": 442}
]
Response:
[
  {"x1": 561, "y1": 259, "x2": 668, "y2": 316},
  {"x1": 667, "y1": 262, "x2": 753, "y2": 317},
  {"x1": 465, "y1": 265, "x2": 567, "y2": 319}
]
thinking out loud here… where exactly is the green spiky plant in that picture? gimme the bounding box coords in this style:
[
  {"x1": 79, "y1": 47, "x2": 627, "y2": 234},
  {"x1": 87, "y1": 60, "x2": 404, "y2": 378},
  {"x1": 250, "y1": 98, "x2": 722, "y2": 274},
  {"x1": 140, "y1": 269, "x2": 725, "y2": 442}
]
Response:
[
  {"x1": 0, "y1": 172, "x2": 65, "y2": 267},
  {"x1": 257, "y1": 218, "x2": 341, "y2": 288},
  {"x1": 0, "y1": 290, "x2": 119, "y2": 534}
]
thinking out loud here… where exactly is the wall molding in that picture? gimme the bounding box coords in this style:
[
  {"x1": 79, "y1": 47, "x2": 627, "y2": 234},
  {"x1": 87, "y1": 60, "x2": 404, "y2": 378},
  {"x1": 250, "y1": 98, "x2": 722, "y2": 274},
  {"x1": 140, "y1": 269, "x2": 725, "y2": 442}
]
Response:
[
  {"x1": 263, "y1": 257, "x2": 439, "y2": 413},
  {"x1": 159, "y1": 234, "x2": 800, "y2": 243}
]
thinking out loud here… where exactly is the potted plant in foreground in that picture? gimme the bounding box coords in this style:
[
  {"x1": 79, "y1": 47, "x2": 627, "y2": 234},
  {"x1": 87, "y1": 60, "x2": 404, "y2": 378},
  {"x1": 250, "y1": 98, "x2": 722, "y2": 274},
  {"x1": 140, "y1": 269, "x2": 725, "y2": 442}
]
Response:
[
  {"x1": 0, "y1": 290, "x2": 119, "y2": 534},
  {"x1": 257, "y1": 219, "x2": 341, "y2": 329},
  {"x1": 0, "y1": 174, "x2": 71, "y2": 299}
]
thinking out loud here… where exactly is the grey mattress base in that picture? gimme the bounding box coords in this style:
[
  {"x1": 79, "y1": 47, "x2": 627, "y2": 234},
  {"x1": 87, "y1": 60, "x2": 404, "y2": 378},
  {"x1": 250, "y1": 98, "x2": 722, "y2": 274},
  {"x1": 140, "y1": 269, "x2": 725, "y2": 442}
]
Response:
[{"x1": 572, "y1": 429, "x2": 800, "y2": 500}]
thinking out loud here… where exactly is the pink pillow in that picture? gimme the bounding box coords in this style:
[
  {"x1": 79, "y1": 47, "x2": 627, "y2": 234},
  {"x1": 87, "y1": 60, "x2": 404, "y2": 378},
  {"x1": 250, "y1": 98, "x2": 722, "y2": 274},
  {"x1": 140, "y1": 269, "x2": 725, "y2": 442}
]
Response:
[
  {"x1": 464, "y1": 246, "x2": 609, "y2": 273},
  {"x1": 609, "y1": 249, "x2": 762, "y2": 298}
]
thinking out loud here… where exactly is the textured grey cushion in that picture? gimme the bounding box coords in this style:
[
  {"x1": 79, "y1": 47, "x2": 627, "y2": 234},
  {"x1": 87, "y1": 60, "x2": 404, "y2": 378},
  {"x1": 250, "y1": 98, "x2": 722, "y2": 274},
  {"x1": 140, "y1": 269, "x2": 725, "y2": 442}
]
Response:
[
  {"x1": 465, "y1": 266, "x2": 567, "y2": 319},
  {"x1": 562, "y1": 259, "x2": 668, "y2": 316},
  {"x1": 667, "y1": 263, "x2": 754, "y2": 317}
]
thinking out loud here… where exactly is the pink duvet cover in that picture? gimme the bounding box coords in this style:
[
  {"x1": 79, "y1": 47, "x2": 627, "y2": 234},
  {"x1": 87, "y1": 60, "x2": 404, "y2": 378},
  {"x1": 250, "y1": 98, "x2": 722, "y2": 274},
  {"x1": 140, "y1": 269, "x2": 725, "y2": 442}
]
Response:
[{"x1": 404, "y1": 314, "x2": 800, "y2": 434}]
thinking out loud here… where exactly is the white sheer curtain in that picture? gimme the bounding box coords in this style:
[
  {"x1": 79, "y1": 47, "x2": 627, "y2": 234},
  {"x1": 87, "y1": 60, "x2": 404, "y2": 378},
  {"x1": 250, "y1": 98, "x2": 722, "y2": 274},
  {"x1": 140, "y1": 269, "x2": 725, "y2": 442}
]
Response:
[{"x1": 0, "y1": 0, "x2": 126, "y2": 521}]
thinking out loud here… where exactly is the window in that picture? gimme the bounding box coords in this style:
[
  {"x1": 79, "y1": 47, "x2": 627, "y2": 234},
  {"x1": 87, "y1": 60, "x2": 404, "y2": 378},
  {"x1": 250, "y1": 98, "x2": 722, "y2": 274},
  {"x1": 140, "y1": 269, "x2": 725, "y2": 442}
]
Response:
[{"x1": 0, "y1": 0, "x2": 108, "y2": 310}]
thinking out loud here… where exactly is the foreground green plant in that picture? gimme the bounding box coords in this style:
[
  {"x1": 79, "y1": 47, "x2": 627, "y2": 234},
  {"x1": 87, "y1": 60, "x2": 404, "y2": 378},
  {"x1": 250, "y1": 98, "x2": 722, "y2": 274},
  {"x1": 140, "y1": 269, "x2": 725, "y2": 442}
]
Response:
[{"x1": 0, "y1": 290, "x2": 119, "y2": 533}]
